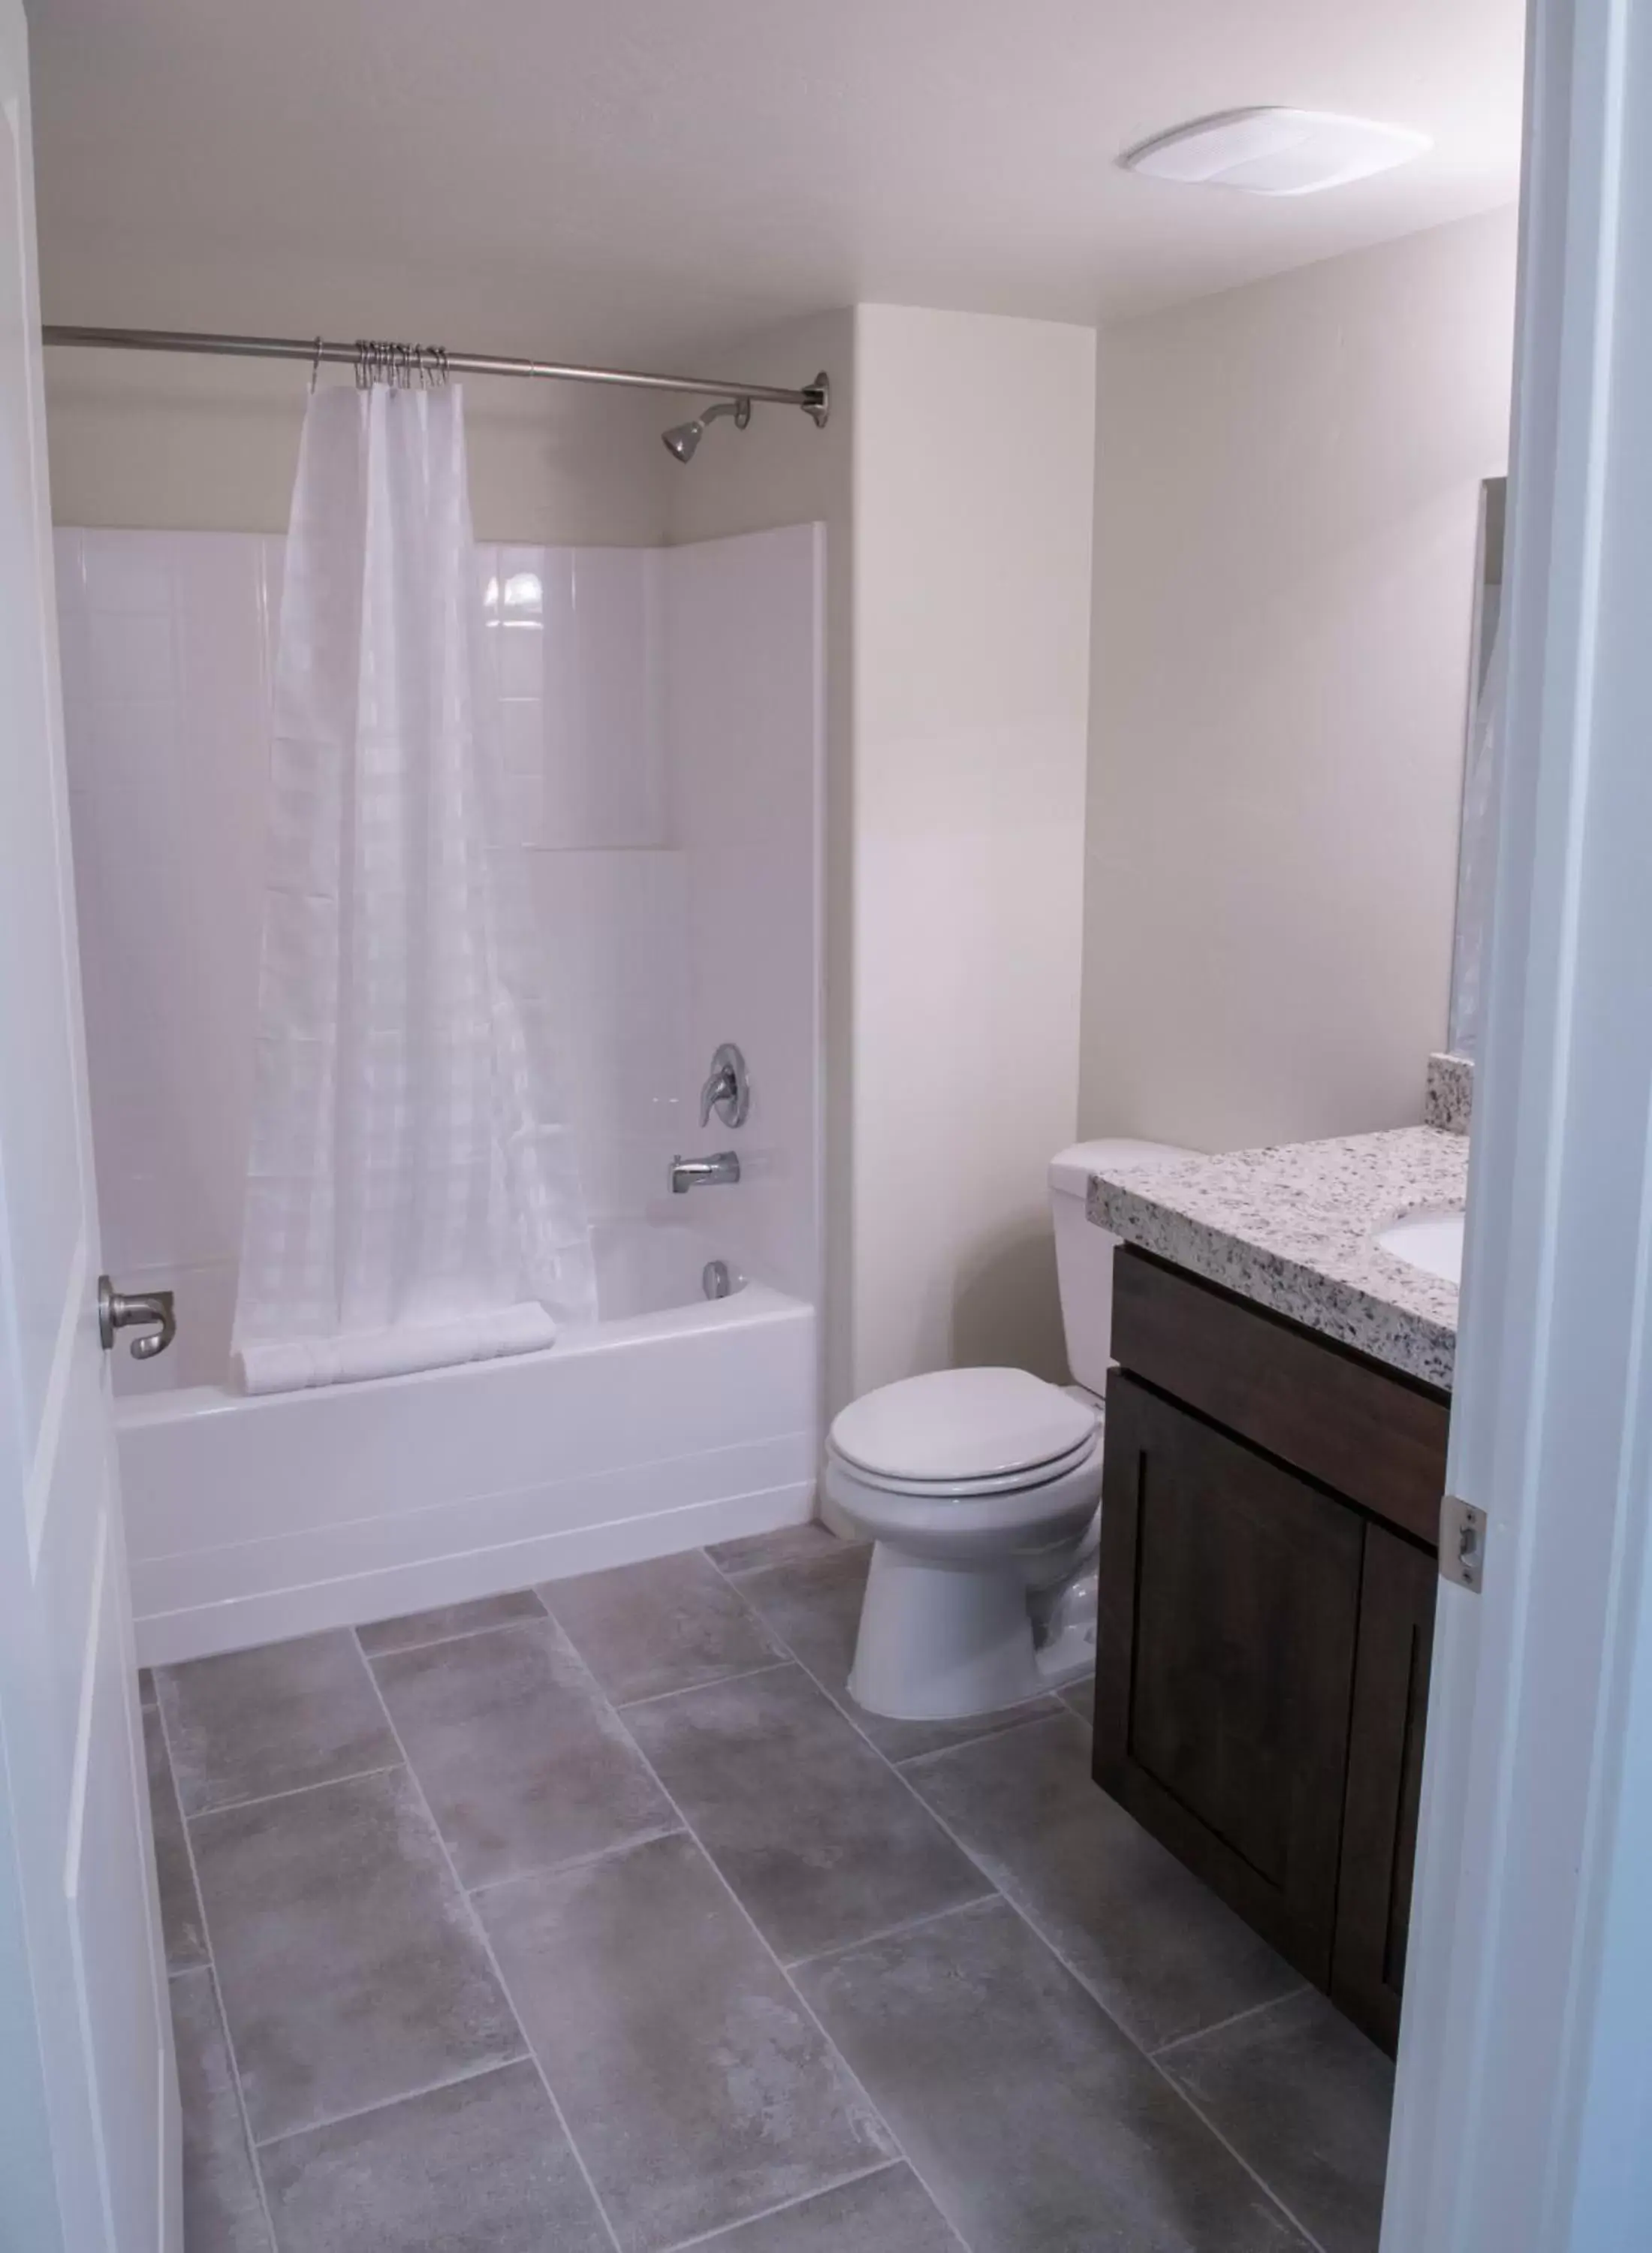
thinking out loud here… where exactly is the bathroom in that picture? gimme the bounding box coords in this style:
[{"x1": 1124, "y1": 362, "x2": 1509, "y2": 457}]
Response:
[{"x1": 0, "y1": 3, "x2": 1557, "y2": 2251}]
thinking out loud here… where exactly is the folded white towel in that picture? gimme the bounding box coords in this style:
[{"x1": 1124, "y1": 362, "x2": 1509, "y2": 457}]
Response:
[{"x1": 231, "y1": 1301, "x2": 557, "y2": 1395}]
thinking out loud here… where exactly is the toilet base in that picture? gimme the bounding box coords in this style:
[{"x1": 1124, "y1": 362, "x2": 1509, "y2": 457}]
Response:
[{"x1": 847, "y1": 1541, "x2": 1093, "y2": 1721}]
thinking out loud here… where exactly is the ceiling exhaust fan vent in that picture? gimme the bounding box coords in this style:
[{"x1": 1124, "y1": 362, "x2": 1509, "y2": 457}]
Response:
[{"x1": 1120, "y1": 107, "x2": 1431, "y2": 197}]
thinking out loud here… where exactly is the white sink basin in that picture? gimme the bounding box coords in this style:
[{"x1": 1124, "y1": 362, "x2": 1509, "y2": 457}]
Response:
[{"x1": 1375, "y1": 1208, "x2": 1464, "y2": 1287}]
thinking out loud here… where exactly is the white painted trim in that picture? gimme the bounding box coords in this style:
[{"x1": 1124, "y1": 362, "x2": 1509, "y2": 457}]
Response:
[
  {"x1": 60, "y1": 1504, "x2": 107, "y2": 1900},
  {"x1": 24, "y1": 1222, "x2": 86, "y2": 1567},
  {"x1": 1383, "y1": 2, "x2": 1652, "y2": 2244}
]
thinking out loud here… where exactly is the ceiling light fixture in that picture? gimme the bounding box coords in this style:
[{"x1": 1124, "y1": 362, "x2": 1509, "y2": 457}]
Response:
[{"x1": 1120, "y1": 107, "x2": 1431, "y2": 197}]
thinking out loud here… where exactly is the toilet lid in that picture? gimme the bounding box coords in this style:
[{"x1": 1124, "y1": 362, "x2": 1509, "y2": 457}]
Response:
[{"x1": 829, "y1": 1368, "x2": 1099, "y2": 1485}]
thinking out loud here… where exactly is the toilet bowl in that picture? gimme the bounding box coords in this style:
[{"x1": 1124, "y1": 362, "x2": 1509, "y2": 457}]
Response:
[
  {"x1": 828, "y1": 1136, "x2": 1193, "y2": 1721},
  {"x1": 825, "y1": 1367, "x2": 1104, "y2": 1718}
]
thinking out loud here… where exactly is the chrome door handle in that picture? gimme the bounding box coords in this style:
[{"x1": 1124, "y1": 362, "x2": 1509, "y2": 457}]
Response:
[{"x1": 98, "y1": 1275, "x2": 176, "y2": 1362}]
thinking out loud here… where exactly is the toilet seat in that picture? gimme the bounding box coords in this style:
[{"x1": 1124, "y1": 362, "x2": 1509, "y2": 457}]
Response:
[
  {"x1": 825, "y1": 1428, "x2": 1099, "y2": 1500},
  {"x1": 828, "y1": 1366, "x2": 1098, "y2": 1497}
]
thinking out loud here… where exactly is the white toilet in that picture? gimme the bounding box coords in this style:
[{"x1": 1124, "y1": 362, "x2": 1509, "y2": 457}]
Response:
[{"x1": 824, "y1": 1138, "x2": 1191, "y2": 1721}]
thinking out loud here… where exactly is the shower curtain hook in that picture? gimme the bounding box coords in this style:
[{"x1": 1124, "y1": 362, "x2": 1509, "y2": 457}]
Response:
[{"x1": 309, "y1": 335, "x2": 323, "y2": 393}]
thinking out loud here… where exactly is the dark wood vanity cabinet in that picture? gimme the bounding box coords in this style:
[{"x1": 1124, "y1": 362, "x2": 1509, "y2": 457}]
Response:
[
  {"x1": 1331, "y1": 1524, "x2": 1436, "y2": 2046},
  {"x1": 1092, "y1": 1247, "x2": 1447, "y2": 2055}
]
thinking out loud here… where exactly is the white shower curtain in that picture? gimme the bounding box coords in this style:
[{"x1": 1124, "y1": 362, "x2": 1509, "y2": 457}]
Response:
[{"x1": 231, "y1": 381, "x2": 596, "y2": 1393}]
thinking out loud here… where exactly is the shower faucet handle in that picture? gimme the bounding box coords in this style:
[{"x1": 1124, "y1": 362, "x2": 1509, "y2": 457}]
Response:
[
  {"x1": 98, "y1": 1274, "x2": 176, "y2": 1362},
  {"x1": 699, "y1": 1043, "x2": 750, "y2": 1129}
]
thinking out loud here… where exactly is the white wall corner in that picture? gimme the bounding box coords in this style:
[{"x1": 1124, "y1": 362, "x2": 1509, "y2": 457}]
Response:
[{"x1": 850, "y1": 304, "x2": 1096, "y2": 1394}]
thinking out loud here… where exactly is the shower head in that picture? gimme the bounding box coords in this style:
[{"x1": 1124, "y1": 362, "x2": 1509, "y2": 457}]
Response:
[{"x1": 662, "y1": 395, "x2": 751, "y2": 463}]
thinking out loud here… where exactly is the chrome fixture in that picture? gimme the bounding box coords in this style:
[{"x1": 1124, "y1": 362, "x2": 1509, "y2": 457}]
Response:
[
  {"x1": 42, "y1": 327, "x2": 831, "y2": 428},
  {"x1": 98, "y1": 1274, "x2": 176, "y2": 1362},
  {"x1": 702, "y1": 1259, "x2": 733, "y2": 1301},
  {"x1": 700, "y1": 1042, "x2": 751, "y2": 1129},
  {"x1": 662, "y1": 397, "x2": 750, "y2": 463},
  {"x1": 669, "y1": 1151, "x2": 741, "y2": 1194}
]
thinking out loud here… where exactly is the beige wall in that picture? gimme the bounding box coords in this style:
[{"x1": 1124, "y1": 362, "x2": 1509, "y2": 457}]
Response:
[
  {"x1": 674, "y1": 306, "x2": 1096, "y2": 1404},
  {"x1": 1081, "y1": 207, "x2": 1518, "y2": 1155},
  {"x1": 852, "y1": 305, "x2": 1095, "y2": 1393}
]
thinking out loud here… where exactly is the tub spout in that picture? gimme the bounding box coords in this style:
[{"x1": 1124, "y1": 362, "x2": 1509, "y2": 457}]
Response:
[{"x1": 669, "y1": 1151, "x2": 741, "y2": 1194}]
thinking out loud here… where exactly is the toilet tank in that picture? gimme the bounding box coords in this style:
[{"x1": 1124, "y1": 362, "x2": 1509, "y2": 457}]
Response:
[{"x1": 1049, "y1": 1139, "x2": 1195, "y2": 1396}]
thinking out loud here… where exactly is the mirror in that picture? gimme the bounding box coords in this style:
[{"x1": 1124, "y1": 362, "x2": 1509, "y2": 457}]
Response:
[{"x1": 1447, "y1": 475, "x2": 1506, "y2": 1059}]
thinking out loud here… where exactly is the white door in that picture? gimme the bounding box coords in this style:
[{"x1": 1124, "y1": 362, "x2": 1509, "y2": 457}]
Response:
[
  {"x1": 1382, "y1": 1, "x2": 1652, "y2": 2245},
  {"x1": 0, "y1": 2, "x2": 179, "y2": 2248}
]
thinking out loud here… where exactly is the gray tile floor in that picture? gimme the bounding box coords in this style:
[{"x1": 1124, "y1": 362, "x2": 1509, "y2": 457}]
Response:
[{"x1": 142, "y1": 1527, "x2": 1394, "y2": 2253}]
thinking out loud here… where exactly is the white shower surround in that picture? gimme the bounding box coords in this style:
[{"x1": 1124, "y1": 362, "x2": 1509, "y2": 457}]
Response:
[{"x1": 58, "y1": 519, "x2": 824, "y2": 1661}]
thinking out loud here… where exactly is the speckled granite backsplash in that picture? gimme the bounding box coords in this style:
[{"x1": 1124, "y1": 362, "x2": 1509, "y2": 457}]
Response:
[
  {"x1": 1424, "y1": 1052, "x2": 1473, "y2": 1135},
  {"x1": 1088, "y1": 1126, "x2": 1468, "y2": 1389}
]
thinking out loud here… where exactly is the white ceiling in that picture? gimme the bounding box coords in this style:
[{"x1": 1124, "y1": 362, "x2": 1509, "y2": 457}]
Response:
[{"x1": 29, "y1": 0, "x2": 1524, "y2": 366}]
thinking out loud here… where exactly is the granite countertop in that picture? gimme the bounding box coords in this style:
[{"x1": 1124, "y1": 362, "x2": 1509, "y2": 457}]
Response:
[{"x1": 1087, "y1": 1126, "x2": 1470, "y2": 1389}]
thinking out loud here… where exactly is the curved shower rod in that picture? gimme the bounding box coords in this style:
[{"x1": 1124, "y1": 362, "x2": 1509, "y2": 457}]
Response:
[{"x1": 40, "y1": 324, "x2": 831, "y2": 427}]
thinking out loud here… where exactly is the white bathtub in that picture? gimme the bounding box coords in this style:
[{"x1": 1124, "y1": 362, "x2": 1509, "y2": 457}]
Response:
[{"x1": 118, "y1": 1223, "x2": 818, "y2": 1663}]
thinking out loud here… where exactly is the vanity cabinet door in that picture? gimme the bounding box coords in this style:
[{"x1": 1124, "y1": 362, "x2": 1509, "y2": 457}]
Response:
[
  {"x1": 1332, "y1": 1523, "x2": 1437, "y2": 2054},
  {"x1": 1094, "y1": 1374, "x2": 1365, "y2": 1985}
]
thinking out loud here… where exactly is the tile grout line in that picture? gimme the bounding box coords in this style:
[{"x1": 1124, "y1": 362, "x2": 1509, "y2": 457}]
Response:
[
  {"x1": 781, "y1": 1890, "x2": 1000, "y2": 1976},
  {"x1": 251, "y1": 2054, "x2": 535, "y2": 2155},
  {"x1": 709, "y1": 1539, "x2": 870, "y2": 1588},
  {"x1": 702, "y1": 1550, "x2": 1322, "y2": 2250},
  {"x1": 650, "y1": 2158, "x2": 912, "y2": 2253},
  {"x1": 604, "y1": 1650, "x2": 981, "y2": 2253},
  {"x1": 613, "y1": 1657, "x2": 797, "y2": 1713},
  {"x1": 1145, "y1": 2056, "x2": 1330, "y2": 2253},
  {"x1": 351, "y1": 1594, "x2": 549, "y2": 1663},
  {"x1": 1150, "y1": 1984, "x2": 1309, "y2": 2062},
  {"x1": 890, "y1": 1699, "x2": 1085, "y2": 1773},
  {"x1": 352, "y1": 1641, "x2": 629, "y2": 2253},
  {"x1": 185, "y1": 1758, "x2": 406, "y2": 1825},
  {"x1": 464, "y1": 1819, "x2": 689, "y2": 1902},
  {"x1": 149, "y1": 1683, "x2": 282, "y2": 2251}
]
